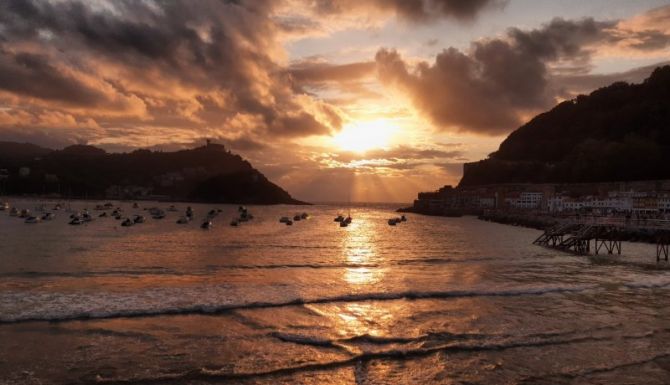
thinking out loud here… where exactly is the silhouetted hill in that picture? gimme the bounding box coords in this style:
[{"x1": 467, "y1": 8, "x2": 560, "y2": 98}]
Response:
[
  {"x1": 0, "y1": 141, "x2": 51, "y2": 163},
  {"x1": 0, "y1": 142, "x2": 306, "y2": 204},
  {"x1": 460, "y1": 66, "x2": 670, "y2": 186}
]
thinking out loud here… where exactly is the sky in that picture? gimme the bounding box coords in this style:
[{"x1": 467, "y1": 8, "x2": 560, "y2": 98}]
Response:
[{"x1": 0, "y1": 0, "x2": 669, "y2": 203}]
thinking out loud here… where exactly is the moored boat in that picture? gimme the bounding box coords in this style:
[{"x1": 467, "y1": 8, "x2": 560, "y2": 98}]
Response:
[{"x1": 25, "y1": 216, "x2": 41, "y2": 224}]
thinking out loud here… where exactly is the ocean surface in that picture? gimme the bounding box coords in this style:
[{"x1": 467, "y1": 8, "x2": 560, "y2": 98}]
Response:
[{"x1": 2, "y1": 200, "x2": 670, "y2": 384}]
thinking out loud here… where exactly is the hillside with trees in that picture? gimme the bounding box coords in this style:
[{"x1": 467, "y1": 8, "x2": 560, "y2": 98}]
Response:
[
  {"x1": 460, "y1": 66, "x2": 670, "y2": 186},
  {"x1": 0, "y1": 141, "x2": 305, "y2": 204}
]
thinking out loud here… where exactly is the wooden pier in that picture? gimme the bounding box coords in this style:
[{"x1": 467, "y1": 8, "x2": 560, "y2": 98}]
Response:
[{"x1": 533, "y1": 218, "x2": 670, "y2": 261}]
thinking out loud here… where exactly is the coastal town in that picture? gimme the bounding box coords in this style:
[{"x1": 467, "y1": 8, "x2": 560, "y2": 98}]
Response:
[{"x1": 410, "y1": 179, "x2": 670, "y2": 218}]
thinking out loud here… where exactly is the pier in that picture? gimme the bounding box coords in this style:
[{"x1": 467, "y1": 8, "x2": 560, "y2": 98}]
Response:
[{"x1": 533, "y1": 218, "x2": 670, "y2": 261}]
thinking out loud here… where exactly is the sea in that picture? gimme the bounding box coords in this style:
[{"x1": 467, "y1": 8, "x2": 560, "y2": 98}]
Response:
[{"x1": 1, "y1": 200, "x2": 670, "y2": 384}]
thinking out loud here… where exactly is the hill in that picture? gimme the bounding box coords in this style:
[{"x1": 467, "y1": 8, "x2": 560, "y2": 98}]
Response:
[
  {"x1": 0, "y1": 142, "x2": 306, "y2": 204},
  {"x1": 459, "y1": 66, "x2": 670, "y2": 186}
]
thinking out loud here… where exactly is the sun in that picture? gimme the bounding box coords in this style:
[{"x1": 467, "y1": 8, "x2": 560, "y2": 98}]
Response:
[{"x1": 333, "y1": 120, "x2": 397, "y2": 153}]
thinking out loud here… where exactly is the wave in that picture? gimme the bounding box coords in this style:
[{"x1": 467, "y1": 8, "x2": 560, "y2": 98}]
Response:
[
  {"x1": 0, "y1": 284, "x2": 596, "y2": 324},
  {"x1": 91, "y1": 331, "x2": 645, "y2": 385}
]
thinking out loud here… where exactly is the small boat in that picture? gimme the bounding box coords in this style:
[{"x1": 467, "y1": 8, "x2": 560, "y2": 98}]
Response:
[
  {"x1": 293, "y1": 214, "x2": 301, "y2": 221},
  {"x1": 94, "y1": 204, "x2": 106, "y2": 211},
  {"x1": 99, "y1": 212, "x2": 108, "y2": 218},
  {"x1": 176, "y1": 216, "x2": 190, "y2": 224},
  {"x1": 388, "y1": 218, "x2": 398, "y2": 226},
  {"x1": 344, "y1": 216, "x2": 352, "y2": 224},
  {"x1": 9, "y1": 207, "x2": 19, "y2": 216},
  {"x1": 279, "y1": 216, "x2": 290, "y2": 223},
  {"x1": 69, "y1": 217, "x2": 84, "y2": 225},
  {"x1": 150, "y1": 208, "x2": 166, "y2": 219},
  {"x1": 286, "y1": 219, "x2": 293, "y2": 226},
  {"x1": 400, "y1": 215, "x2": 407, "y2": 222},
  {"x1": 230, "y1": 219, "x2": 239, "y2": 226},
  {"x1": 104, "y1": 202, "x2": 114, "y2": 209},
  {"x1": 132, "y1": 202, "x2": 140, "y2": 209},
  {"x1": 19, "y1": 209, "x2": 30, "y2": 218},
  {"x1": 238, "y1": 206, "x2": 247, "y2": 212},
  {"x1": 41, "y1": 213, "x2": 55, "y2": 221},
  {"x1": 340, "y1": 220, "x2": 348, "y2": 227},
  {"x1": 25, "y1": 216, "x2": 41, "y2": 224},
  {"x1": 0, "y1": 202, "x2": 9, "y2": 211},
  {"x1": 53, "y1": 203, "x2": 63, "y2": 211},
  {"x1": 207, "y1": 209, "x2": 218, "y2": 219},
  {"x1": 201, "y1": 220, "x2": 213, "y2": 229},
  {"x1": 121, "y1": 218, "x2": 134, "y2": 227},
  {"x1": 186, "y1": 207, "x2": 194, "y2": 219},
  {"x1": 334, "y1": 215, "x2": 344, "y2": 222},
  {"x1": 300, "y1": 212, "x2": 309, "y2": 219},
  {"x1": 167, "y1": 205, "x2": 178, "y2": 212},
  {"x1": 82, "y1": 213, "x2": 93, "y2": 222},
  {"x1": 133, "y1": 215, "x2": 146, "y2": 224}
]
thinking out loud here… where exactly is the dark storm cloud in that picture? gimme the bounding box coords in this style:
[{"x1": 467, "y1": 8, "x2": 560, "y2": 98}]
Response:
[
  {"x1": 0, "y1": 51, "x2": 105, "y2": 106},
  {"x1": 310, "y1": 0, "x2": 506, "y2": 21},
  {"x1": 375, "y1": 17, "x2": 660, "y2": 135},
  {"x1": 0, "y1": 0, "x2": 337, "y2": 142}
]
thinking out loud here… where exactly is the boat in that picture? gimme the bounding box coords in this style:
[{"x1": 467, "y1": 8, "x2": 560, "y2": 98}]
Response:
[
  {"x1": 121, "y1": 218, "x2": 134, "y2": 227},
  {"x1": 25, "y1": 216, "x2": 41, "y2": 224},
  {"x1": 69, "y1": 217, "x2": 84, "y2": 225},
  {"x1": 99, "y1": 212, "x2": 108, "y2": 218},
  {"x1": 149, "y1": 208, "x2": 166, "y2": 219},
  {"x1": 133, "y1": 215, "x2": 146, "y2": 224},
  {"x1": 94, "y1": 204, "x2": 106, "y2": 210},
  {"x1": 285, "y1": 219, "x2": 293, "y2": 226},
  {"x1": 334, "y1": 215, "x2": 344, "y2": 222},
  {"x1": 201, "y1": 220, "x2": 213, "y2": 229},
  {"x1": 230, "y1": 219, "x2": 239, "y2": 226},
  {"x1": 240, "y1": 211, "x2": 253, "y2": 221},
  {"x1": 206, "y1": 209, "x2": 218, "y2": 219},
  {"x1": 340, "y1": 220, "x2": 348, "y2": 227},
  {"x1": 186, "y1": 206, "x2": 194, "y2": 219},
  {"x1": 167, "y1": 205, "x2": 178, "y2": 212},
  {"x1": 388, "y1": 218, "x2": 398, "y2": 226},
  {"x1": 279, "y1": 216, "x2": 290, "y2": 223},
  {"x1": 9, "y1": 207, "x2": 19, "y2": 217},
  {"x1": 19, "y1": 209, "x2": 30, "y2": 218},
  {"x1": 300, "y1": 212, "x2": 309, "y2": 219},
  {"x1": 176, "y1": 216, "x2": 190, "y2": 224},
  {"x1": 132, "y1": 202, "x2": 140, "y2": 209},
  {"x1": 82, "y1": 213, "x2": 93, "y2": 222},
  {"x1": 0, "y1": 202, "x2": 9, "y2": 211},
  {"x1": 293, "y1": 214, "x2": 301, "y2": 221},
  {"x1": 41, "y1": 213, "x2": 55, "y2": 221},
  {"x1": 400, "y1": 215, "x2": 407, "y2": 222},
  {"x1": 344, "y1": 216, "x2": 352, "y2": 224},
  {"x1": 104, "y1": 202, "x2": 114, "y2": 209},
  {"x1": 53, "y1": 203, "x2": 63, "y2": 211}
]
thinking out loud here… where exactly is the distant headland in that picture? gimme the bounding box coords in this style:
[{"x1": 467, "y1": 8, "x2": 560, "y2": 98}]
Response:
[
  {"x1": 404, "y1": 66, "x2": 670, "y2": 222},
  {"x1": 0, "y1": 140, "x2": 307, "y2": 205}
]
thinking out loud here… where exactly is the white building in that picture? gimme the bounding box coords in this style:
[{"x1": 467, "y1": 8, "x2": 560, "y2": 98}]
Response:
[{"x1": 506, "y1": 192, "x2": 543, "y2": 209}]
